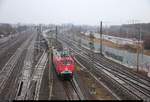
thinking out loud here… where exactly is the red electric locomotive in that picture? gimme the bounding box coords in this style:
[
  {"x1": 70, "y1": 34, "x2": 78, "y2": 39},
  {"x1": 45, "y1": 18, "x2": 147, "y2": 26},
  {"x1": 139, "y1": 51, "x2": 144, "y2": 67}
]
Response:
[{"x1": 52, "y1": 48, "x2": 75, "y2": 79}]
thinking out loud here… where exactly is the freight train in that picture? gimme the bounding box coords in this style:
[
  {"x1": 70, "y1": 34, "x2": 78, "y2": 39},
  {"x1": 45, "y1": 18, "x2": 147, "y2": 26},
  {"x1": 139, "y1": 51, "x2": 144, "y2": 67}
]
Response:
[{"x1": 52, "y1": 47, "x2": 75, "y2": 79}]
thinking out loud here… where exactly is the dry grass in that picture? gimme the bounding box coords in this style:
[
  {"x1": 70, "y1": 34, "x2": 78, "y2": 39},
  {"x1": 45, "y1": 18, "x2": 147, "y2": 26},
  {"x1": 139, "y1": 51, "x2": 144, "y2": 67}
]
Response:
[
  {"x1": 132, "y1": 68, "x2": 148, "y2": 77},
  {"x1": 75, "y1": 64, "x2": 115, "y2": 100},
  {"x1": 144, "y1": 50, "x2": 150, "y2": 56},
  {"x1": 82, "y1": 35, "x2": 150, "y2": 56}
]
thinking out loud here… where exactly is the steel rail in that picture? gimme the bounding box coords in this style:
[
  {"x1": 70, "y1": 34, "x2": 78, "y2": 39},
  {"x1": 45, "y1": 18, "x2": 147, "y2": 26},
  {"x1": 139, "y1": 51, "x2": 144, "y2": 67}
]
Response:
[{"x1": 58, "y1": 36, "x2": 150, "y2": 100}]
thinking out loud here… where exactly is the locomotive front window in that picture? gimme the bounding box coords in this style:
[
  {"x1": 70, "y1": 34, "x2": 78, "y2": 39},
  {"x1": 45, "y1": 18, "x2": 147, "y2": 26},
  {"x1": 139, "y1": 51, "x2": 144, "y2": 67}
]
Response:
[{"x1": 61, "y1": 50, "x2": 70, "y2": 57}]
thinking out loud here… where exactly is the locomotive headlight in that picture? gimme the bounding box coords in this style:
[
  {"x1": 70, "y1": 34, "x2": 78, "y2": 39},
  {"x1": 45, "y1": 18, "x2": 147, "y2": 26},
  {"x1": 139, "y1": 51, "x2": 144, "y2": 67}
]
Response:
[{"x1": 65, "y1": 67, "x2": 68, "y2": 71}]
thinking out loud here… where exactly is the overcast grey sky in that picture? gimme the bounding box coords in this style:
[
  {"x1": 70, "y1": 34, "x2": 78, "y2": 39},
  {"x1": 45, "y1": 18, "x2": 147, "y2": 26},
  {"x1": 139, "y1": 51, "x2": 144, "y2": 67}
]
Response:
[{"x1": 0, "y1": 0, "x2": 150, "y2": 25}]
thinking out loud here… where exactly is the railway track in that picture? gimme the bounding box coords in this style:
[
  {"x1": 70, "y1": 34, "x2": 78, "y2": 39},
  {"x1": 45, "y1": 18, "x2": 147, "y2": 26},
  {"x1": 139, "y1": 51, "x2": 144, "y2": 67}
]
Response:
[
  {"x1": 0, "y1": 33, "x2": 34, "y2": 100},
  {"x1": 33, "y1": 51, "x2": 48, "y2": 100},
  {"x1": 73, "y1": 50, "x2": 144, "y2": 100},
  {"x1": 58, "y1": 35, "x2": 150, "y2": 101},
  {"x1": 0, "y1": 50, "x2": 27, "y2": 101},
  {"x1": 96, "y1": 55, "x2": 150, "y2": 84},
  {"x1": 0, "y1": 33, "x2": 26, "y2": 52},
  {"x1": 67, "y1": 37, "x2": 150, "y2": 98},
  {"x1": 50, "y1": 67, "x2": 84, "y2": 100},
  {"x1": 94, "y1": 63, "x2": 150, "y2": 99},
  {"x1": 61, "y1": 79, "x2": 83, "y2": 100},
  {"x1": 15, "y1": 33, "x2": 37, "y2": 100},
  {"x1": 0, "y1": 34, "x2": 19, "y2": 49},
  {"x1": 47, "y1": 38, "x2": 84, "y2": 100},
  {"x1": 15, "y1": 31, "x2": 49, "y2": 100},
  {"x1": 64, "y1": 35, "x2": 150, "y2": 83},
  {"x1": 68, "y1": 38, "x2": 150, "y2": 99},
  {"x1": 0, "y1": 32, "x2": 29, "y2": 69}
]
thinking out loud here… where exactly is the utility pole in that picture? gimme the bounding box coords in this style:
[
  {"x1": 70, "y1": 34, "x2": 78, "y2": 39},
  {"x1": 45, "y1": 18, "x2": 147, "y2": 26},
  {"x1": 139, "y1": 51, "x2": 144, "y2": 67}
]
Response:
[
  {"x1": 132, "y1": 20, "x2": 139, "y2": 72},
  {"x1": 39, "y1": 25, "x2": 41, "y2": 52},
  {"x1": 37, "y1": 26, "x2": 40, "y2": 53},
  {"x1": 136, "y1": 25, "x2": 141, "y2": 72},
  {"x1": 78, "y1": 26, "x2": 82, "y2": 48},
  {"x1": 100, "y1": 21, "x2": 103, "y2": 55},
  {"x1": 56, "y1": 26, "x2": 58, "y2": 47},
  {"x1": 89, "y1": 31, "x2": 95, "y2": 71}
]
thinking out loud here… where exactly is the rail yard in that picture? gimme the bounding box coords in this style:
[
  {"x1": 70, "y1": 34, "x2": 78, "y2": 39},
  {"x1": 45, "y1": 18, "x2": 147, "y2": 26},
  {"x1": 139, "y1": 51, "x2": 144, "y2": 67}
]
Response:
[
  {"x1": 0, "y1": 25, "x2": 150, "y2": 101},
  {"x1": 1, "y1": 0, "x2": 150, "y2": 101}
]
